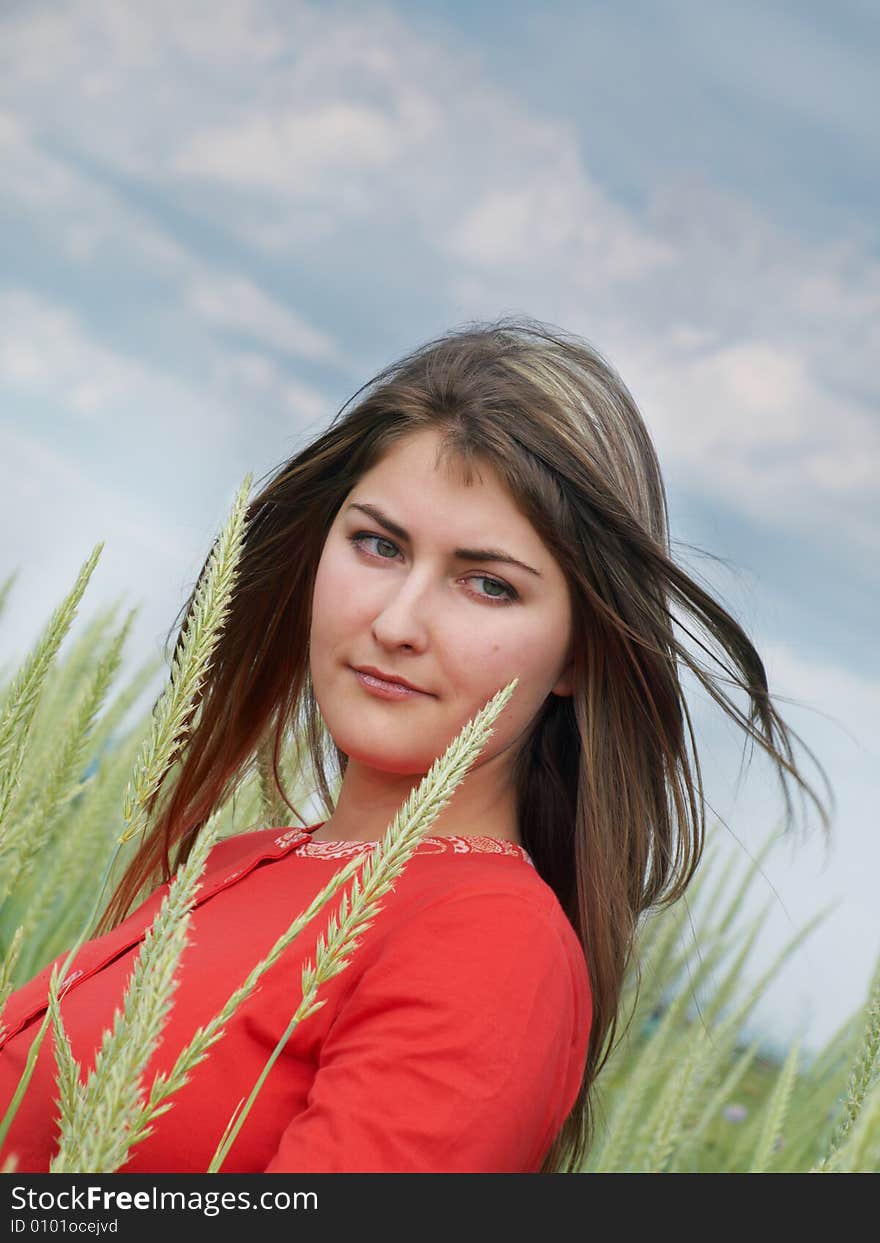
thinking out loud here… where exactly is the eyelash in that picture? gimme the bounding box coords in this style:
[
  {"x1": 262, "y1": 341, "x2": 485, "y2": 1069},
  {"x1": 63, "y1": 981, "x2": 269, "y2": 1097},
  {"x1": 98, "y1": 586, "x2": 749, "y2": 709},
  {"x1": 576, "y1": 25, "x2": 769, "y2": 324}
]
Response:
[{"x1": 347, "y1": 532, "x2": 519, "y2": 606}]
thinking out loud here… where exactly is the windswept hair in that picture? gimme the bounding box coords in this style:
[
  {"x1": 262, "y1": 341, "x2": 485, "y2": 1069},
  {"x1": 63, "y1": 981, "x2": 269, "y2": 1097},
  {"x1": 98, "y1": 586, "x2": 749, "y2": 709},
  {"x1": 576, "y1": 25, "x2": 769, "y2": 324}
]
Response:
[{"x1": 97, "y1": 315, "x2": 833, "y2": 1172}]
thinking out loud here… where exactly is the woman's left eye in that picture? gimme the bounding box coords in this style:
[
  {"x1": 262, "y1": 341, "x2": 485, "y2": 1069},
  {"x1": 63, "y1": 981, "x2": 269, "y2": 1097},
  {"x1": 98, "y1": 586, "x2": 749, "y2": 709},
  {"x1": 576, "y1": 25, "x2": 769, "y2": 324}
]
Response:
[
  {"x1": 350, "y1": 532, "x2": 399, "y2": 561},
  {"x1": 472, "y1": 576, "x2": 515, "y2": 601},
  {"x1": 347, "y1": 532, "x2": 518, "y2": 605}
]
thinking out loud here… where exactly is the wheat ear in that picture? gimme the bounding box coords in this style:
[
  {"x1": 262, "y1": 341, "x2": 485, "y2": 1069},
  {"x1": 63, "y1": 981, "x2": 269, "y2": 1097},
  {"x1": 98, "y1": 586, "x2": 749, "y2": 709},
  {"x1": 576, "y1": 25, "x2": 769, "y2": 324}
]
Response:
[
  {"x1": 0, "y1": 546, "x2": 102, "y2": 847},
  {"x1": 49, "y1": 813, "x2": 222, "y2": 1171},
  {"x1": 811, "y1": 949, "x2": 880, "y2": 1172},
  {"x1": 119, "y1": 474, "x2": 252, "y2": 844}
]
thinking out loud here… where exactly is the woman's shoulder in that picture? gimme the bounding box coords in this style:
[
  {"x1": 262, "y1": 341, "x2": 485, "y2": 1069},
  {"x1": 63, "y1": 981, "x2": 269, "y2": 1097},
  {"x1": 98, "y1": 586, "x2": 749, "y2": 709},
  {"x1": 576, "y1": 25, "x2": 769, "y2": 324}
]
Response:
[
  {"x1": 415, "y1": 854, "x2": 579, "y2": 944},
  {"x1": 355, "y1": 852, "x2": 592, "y2": 1028},
  {"x1": 367, "y1": 840, "x2": 585, "y2": 972},
  {"x1": 396, "y1": 841, "x2": 562, "y2": 912}
]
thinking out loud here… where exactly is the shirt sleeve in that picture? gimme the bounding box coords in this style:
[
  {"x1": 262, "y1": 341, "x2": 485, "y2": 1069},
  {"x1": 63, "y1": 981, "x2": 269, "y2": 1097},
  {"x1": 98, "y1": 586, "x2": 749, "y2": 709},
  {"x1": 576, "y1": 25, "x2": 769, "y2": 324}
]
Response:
[{"x1": 262, "y1": 888, "x2": 590, "y2": 1174}]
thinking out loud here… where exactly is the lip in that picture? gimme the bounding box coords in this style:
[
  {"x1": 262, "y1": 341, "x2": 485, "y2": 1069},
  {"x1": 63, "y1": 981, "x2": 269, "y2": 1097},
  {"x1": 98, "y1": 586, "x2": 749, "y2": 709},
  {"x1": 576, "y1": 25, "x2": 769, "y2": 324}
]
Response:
[{"x1": 352, "y1": 666, "x2": 430, "y2": 697}]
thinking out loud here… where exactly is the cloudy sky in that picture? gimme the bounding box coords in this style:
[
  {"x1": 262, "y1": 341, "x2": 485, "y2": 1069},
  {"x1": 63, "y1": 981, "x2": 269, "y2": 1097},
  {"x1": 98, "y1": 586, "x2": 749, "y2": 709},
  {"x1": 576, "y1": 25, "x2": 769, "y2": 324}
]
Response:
[{"x1": 0, "y1": 0, "x2": 877, "y2": 1061}]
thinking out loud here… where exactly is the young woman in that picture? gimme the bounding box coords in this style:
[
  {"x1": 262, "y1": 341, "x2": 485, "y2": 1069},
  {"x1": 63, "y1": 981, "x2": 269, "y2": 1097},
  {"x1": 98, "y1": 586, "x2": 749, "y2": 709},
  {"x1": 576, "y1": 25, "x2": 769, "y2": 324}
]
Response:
[{"x1": 0, "y1": 317, "x2": 831, "y2": 1174}]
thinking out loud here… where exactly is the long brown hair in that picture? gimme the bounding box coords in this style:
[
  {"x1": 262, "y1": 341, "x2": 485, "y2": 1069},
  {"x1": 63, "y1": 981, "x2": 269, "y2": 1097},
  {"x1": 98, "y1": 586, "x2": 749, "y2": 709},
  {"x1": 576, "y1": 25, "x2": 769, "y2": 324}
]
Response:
[{"x1": 96, "y1": 315, "x2": 833, "y2": 1172}]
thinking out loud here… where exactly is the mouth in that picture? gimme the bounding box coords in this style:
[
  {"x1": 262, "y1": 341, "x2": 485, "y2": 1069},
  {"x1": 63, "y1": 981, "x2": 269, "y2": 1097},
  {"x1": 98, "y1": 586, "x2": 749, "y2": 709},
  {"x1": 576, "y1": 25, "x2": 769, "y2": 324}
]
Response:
[{"x1": 351, "y1": 666, "x2": 429, "y2": 699}]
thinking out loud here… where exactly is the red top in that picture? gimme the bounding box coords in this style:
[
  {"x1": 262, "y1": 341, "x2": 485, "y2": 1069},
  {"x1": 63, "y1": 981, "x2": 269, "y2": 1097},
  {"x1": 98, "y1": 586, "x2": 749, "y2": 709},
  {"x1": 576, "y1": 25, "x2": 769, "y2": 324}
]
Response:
[{"x1": 0, "y1": 824, "x2": 591, "y2": 1174}]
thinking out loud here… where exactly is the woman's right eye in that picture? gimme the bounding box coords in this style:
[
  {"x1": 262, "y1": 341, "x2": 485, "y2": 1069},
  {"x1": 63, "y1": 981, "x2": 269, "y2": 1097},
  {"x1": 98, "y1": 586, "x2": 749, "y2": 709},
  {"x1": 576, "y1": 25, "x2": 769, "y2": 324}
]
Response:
[{"x1": 348, "y1": 532, "x2": 400, "y2": 560}]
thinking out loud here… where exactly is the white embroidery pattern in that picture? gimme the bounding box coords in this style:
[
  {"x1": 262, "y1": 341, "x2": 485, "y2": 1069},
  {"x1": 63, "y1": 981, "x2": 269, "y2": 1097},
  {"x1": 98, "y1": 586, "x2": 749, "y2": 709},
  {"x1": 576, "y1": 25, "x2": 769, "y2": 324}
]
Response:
[
  {"x1": 273, "y1": 829, "x2": 303, "y2": 850},
  {"x1": 273, "y1": 828, "x2": 534, "y2": 867}
]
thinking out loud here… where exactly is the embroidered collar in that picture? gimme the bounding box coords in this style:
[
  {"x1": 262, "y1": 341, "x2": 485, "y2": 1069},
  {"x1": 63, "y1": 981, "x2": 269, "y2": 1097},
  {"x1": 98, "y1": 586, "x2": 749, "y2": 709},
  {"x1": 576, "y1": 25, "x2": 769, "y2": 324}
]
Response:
[{"x1": 272, "y1": 825, "x2": 535, "y2": 867}]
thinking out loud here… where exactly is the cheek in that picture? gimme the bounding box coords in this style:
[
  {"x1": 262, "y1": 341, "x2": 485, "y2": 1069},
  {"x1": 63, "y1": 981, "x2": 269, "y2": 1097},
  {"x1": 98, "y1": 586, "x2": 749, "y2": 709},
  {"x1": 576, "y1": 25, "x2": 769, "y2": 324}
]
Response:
[
  {"x1": 445, "y1": 628, "x2": 542, "y2": 718},
  {"x1": 460, "y1": 624, "x2": 562, "y2": 719},
  {"x1": 311, "y1": 545, "x2": 360, "y2": 636},
  {"x1": 473, "y1": 630, "x2": 539, "y2": 679}
]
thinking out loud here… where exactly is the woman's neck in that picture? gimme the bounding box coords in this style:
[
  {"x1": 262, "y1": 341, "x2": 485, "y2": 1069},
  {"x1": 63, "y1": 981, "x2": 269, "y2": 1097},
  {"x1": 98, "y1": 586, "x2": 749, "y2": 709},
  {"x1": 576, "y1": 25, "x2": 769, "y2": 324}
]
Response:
[{"x1": 308, "y1": 760, "x2": 522, "y2": 847}]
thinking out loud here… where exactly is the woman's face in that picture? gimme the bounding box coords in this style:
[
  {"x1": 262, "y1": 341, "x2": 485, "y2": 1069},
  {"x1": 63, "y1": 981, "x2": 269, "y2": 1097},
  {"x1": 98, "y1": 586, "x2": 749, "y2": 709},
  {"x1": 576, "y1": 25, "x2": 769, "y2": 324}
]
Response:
[{"x1": 309, "y1": 427, "x2": 574, "y2": 779}]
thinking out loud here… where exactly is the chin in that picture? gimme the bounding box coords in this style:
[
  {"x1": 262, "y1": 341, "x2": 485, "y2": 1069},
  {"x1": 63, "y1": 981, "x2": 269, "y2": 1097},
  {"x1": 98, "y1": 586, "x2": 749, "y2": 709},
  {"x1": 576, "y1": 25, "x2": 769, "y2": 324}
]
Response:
[{"x1": 339, "y1": 741, "x2": 433, "y2": 777}]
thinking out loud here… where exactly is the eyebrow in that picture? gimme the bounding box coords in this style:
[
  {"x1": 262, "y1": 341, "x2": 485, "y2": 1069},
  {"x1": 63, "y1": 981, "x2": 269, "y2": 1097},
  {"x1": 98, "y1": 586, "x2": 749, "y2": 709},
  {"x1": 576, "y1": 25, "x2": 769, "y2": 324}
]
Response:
[{"x1": 346, "y1": 502, "x2": 543, "y2": 578}]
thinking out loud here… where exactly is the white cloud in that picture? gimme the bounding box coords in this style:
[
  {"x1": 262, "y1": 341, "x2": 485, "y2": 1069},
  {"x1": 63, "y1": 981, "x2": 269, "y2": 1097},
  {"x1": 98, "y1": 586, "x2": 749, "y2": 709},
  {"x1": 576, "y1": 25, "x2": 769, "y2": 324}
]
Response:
[
  {"x1": 0, "y1": 288, "x2": 338, "y2": 476},
  {"x1": 0, "y1": 116, "x2": 343, "y2": 382},
  {"x1": 0, "y1": 108, "x2": 193, "y2": 270},
  {"x1": 4, "y1": 0, "x2": 668, "y2": 283},
  {"x1": 445, "y1": 158, "x2": 676, "y2": 286},
  {"x1": 174, "y1": 102, "x2": 404, "y2": 191},
  {"x1": 0, "y1": 289, "x2": 222, "y2": 427},
  {"x1": 187, "y1": 275, "x2": 339, "y2": 362},
  {"x1": 2, "y1": 0, "x2": 877, "y2": 558},
  {"x1": 209, "y1": 349, "x2": 331, "y2": 423},
  {"x1": 163, "y1": 20, "x2": 674, "y2": 290},
  {"x1": 616, "y1": 330, "x2": 880, "y2": 549},
  {"x1": 0, "y1": 0, "x2": 285, "y2": 87}
]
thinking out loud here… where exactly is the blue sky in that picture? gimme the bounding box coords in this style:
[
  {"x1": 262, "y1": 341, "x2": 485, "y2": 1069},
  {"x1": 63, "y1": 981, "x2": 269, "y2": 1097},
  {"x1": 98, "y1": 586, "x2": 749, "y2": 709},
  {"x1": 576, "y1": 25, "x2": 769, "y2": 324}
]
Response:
[{"x1": 0, "y1": 0, "x2": 877, "y2": 1060}]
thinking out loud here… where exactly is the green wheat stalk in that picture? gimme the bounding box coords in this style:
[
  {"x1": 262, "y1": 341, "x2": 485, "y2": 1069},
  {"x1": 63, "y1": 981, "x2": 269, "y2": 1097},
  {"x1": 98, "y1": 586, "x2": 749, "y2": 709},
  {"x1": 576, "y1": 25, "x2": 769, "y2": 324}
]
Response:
[
  {"x1": 49, "y1": 811, "x2": 222, "y2": 1171},
  {"x1": 119, "y1": 474, "x2": 253, "y2": 845},
  {"x1": 591, "y1": 901, "x2": 698, "y2": 1171},
  {"x1": 590, "y1": 873, "x2": 833, "y2": 1171},
  {"x1": 642, "y1": 1020, "x2": 714, "y2": 1172},
  {"x1": 12, "y1": 735, "x2": 142, "y2": 983},
  {"x1": 0, "y1": 570, "x2": 21, "y2": 695},
  {"x1": 0, "y1": 925, "x2": 25, "y2": 1038},
  {"x1": 0, "y1": 476, "x2": 252, "y2": 1155},
  {"x1": 833, "y1": 1083, "x2": 880, "y2": 1173},
  {"x1": 811, "y1": 949, "x2": 880, "y2": 1172},
  {"x1": 2, "y1": 605, "x2": 123, "y2": 827},
  {"x1": 673, "y1": 1036, "x2": 762, "y2": 1167},
  {"x1": 255, "y1": 731, "x2": 293, "y2": 828},
  {"x1": 123, "y1": 844, "x2": 377, "y2": 1152},
  {"x1": 47, "y1": 967, "x2": 85, "y2": 1135},
  {"x1": 749, "y1": 1035, "x2": 801, "y2": 1172},
  {"x1": 0, "y1": 546, "x2": 102, "y2": 845},
  {"x1": 0, "y1": 570, "x2": 18, "y2": 623},
  {"x1": 699, "y1": 826, "x2": 782, "y2": 947},
  {"x1": 0, "y1": 610, "x2": 134, "y2": 906},
  {"x1": 0, "y1": 845, "x2": 123, "y2": 1155}
]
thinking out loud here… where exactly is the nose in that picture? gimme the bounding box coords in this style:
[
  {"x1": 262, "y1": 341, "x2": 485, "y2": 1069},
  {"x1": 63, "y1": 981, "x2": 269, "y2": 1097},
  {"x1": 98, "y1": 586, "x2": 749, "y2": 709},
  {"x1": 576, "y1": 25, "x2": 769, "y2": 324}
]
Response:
[{"x1": 370, "y1": 572, "x2": 432, "y2": 652}]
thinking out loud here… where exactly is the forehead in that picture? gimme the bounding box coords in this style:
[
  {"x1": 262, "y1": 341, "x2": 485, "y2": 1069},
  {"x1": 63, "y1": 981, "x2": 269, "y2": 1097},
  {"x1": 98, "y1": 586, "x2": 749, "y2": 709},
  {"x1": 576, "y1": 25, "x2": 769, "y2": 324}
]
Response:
[
  {"x1": 347, "y1": 429, "x2": 555, "y2": 559},
  {"x1": 357, "y1": 428, "x2": 506, "y2": 503}
]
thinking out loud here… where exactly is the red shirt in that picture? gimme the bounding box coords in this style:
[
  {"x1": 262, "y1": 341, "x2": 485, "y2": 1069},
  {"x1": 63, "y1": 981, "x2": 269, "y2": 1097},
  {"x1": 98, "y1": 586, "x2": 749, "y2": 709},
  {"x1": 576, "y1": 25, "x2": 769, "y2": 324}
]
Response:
[{"x1": 0, "y1": 824, "x2": 591, "y2": 1173}]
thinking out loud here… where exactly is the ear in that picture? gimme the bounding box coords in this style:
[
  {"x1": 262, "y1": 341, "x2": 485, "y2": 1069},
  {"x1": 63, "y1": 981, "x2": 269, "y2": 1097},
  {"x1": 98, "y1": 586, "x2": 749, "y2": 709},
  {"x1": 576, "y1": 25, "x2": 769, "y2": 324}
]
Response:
[{"x1": 551, "y1": 655, "x2": 574, "y2": 698}]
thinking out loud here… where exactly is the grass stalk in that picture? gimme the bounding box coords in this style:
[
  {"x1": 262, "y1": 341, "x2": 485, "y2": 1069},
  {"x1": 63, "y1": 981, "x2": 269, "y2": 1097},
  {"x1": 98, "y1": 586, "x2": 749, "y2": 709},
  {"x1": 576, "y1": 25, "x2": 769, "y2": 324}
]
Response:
[
  {"x1": 0, "y1": 546, "x2": 102, "y2": 843},
  {"x1": 0, "y1": 842, "x2": 121, "y2": 1153},
  {"x1": 49, "y1": 814, "x2": 222, "y2": 1171},
  {"x1": 118, "y1": 475, "x2": 252, "y2": 845},
  {"x1": 749, "y1": 1036, "x2": 801, "y2": 1172},
  {"x1": 811, "y1": 949, "x2": 880, "y2": 1172}
]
